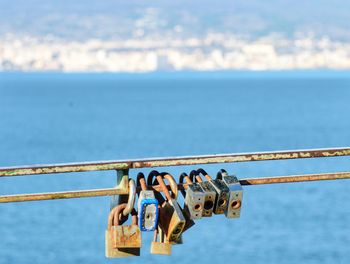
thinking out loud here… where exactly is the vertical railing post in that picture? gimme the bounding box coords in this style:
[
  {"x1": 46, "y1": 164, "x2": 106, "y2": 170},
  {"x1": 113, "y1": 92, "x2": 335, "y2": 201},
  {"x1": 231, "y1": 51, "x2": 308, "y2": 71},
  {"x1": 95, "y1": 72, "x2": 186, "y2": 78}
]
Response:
[{"x1": 110, "y1": 169, "x2": 129, "y2": 210}]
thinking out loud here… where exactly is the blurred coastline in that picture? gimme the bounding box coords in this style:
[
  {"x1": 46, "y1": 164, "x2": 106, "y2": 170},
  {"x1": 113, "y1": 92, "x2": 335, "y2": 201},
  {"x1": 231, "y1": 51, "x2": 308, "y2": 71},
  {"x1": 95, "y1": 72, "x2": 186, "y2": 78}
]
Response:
[
  {"x1": 2, "y1": 34, "x2": 350, "y2": 72},
  {"x1": 1, "y1": 1, "x2": 350, "y2": 72}
]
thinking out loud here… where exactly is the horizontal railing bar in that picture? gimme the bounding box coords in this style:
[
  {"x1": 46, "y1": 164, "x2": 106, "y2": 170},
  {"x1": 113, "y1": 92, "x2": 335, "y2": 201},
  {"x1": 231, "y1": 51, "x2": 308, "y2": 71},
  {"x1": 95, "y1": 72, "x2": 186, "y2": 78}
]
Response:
[
  {"x1": 0, "y1": 147, "x2": 350, "y2": 177},
  {"x1": 0, "y1": 171, "x2": 349, "y2": 203},
  {"x1": 239, "y1": 171, "x2": 350, "y2": 185},
  {"x1": 0, "y1": 188, "x2": 128, "y2": 203}
]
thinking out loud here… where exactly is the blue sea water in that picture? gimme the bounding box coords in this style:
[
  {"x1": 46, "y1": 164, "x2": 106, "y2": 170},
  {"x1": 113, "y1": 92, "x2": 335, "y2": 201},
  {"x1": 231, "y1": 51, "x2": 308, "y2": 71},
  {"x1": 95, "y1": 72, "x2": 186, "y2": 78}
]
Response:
[{"x1": 0, "y1": 72, "x2": 349, "y2": 264}]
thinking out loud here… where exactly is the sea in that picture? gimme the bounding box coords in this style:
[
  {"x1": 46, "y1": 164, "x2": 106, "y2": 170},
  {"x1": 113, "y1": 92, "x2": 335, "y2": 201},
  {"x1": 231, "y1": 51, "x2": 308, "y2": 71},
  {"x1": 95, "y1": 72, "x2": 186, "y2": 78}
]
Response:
[{"x1": 0, "y1": 72, "x2": 349, "y2": 264}]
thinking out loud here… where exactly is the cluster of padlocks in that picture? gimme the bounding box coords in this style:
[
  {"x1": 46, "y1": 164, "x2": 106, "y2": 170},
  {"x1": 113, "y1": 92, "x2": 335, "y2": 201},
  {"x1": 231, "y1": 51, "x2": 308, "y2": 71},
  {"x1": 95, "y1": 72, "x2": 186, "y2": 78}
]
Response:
[{"x1": 105, "y1": 168, "x2": 243, "y2": 258}]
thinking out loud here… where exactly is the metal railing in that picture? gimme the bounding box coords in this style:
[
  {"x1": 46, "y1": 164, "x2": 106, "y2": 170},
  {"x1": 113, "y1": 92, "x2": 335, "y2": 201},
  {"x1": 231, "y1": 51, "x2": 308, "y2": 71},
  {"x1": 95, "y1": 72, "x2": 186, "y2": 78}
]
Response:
[{"x1": 1, "y1": 147, "x2": 350, "y2": 203}]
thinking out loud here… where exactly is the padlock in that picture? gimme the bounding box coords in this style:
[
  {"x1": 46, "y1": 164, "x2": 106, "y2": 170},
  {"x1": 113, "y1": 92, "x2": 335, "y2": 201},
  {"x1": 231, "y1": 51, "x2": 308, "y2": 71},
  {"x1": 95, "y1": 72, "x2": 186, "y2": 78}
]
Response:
[
  {"x1": 137, "y1": 172, "x2": 159, "y2": 231},
  {"x1": 112, "y1": 206, "x2": 142, "y2": 249},
  {"x1": 148, "y1": 170, "x2": 186, "y2": 244},
  {"x1": 190, "y1": 170, "x2": 216, "y2": 217},
  {"x1": 149, "y1": 171, "x2": 189, "y2": 244},
  {"x1": 105, "y1": 203, "x2": 141, "y2": 258},
  {"x1": 161, "y1": 172, "x2": 194, "y2": 244},
  {"x1": 216, "y1": 169, "x2": 243, "y2": 218},
  {"x1": 197, "y1": 168, "x2": 229, "y2": 215},
  {"x1": 150, "y1": 226, "x2": 172, "y2": 255},
  {"x1": 163, "y1": 172, "x2": 194, "y2": 232},
  {"x1": 179, "y1": 172, "x2": 205, "y2": 220}
]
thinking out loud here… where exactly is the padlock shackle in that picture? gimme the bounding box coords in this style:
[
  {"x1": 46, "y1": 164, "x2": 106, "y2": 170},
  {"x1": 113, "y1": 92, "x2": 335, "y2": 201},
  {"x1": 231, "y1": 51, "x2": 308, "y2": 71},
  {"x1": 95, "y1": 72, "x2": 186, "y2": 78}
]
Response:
[
  {"x1": 190, "y1": 170, "x2": 203, "y2": 183},
  {"x1": 216, "y1": 169, "x2": 228, "y2": 180},
  {"x1": 108, "y1": 206, "x2": 118, "y2": 230},
  {"x1": 130, "y1": 208, "x2": 138, "y2": 225},
  {"x1": 162, "y1": 173, "x2": 178, "y2": 200},
  {"x1": 153, "y1": 228, "x2": 158, "y2": 242},
  {"x1": 179, "y1": 172, "x2": 190, "y2": 198},
  {"x1": 113, "y1": 203, "x2": 128, "y2": 227},
  {"x1": 108, "y1": 203, "x2": 127, "y2": 229},
  {"x1": 122, "y1": 179, "x2": 136, "y2": 216},
  {"x1": 147, "y1": 170, "x2": 167, "y2": 205},
  {"x1": 153, "y1": 226, "x2": 166, "y2": 243},
  {"x1": 159, "y1": 227, "x2": 165, "y2": 243},
  {"x1": 179, "y1": 172, "x2": 193, "y2": 186},
  {"x1": 152, "y1": 226, "x2": 166, "y2": 243},
  {"x1": 155, "y1": 175, "x2": 173, "y2": 201},
  {"x1": 197, "y1": 168, "x2": 212, "y2": 181},
  {"x1": 136, "y1": 172, "x2": 148, "y2": 191},
  {"x1": 147, "y1": 170, "x2": 160, "y2": 186},
  {"x1": 148, "y1": 170, "x2": 176, "y2": 201}
]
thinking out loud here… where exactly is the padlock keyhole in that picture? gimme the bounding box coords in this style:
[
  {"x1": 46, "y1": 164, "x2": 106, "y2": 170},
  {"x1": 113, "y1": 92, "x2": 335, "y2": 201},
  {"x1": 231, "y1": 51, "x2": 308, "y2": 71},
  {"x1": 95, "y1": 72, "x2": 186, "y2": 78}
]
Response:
[
  {"x1": 173, "y1": 225, "x2": 182, "y2": 234},
  {"x1": 218, "y1": 199, "x2": 226, "y2": 207},
  {"x1": 204, "y1": 200, "x2": 214, "y2": 210},
  {"x1": 193, "y1": 204, "x2": 202, "y2": 211},
  {"x1": 231, "y1": 200, "x2": 241, "y2": 209}
]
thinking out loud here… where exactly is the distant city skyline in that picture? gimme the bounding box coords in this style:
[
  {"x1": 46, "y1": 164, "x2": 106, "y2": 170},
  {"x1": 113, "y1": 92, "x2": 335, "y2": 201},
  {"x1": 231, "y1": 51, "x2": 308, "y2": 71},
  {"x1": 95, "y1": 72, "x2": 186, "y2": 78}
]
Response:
[{"x1": 1, "y1": 0, "x2": 350, "y2": 72}]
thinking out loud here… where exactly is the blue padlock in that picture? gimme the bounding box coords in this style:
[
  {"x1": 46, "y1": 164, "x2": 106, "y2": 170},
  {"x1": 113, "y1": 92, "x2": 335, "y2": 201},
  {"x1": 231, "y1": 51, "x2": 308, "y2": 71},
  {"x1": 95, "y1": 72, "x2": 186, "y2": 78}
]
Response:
[{"x1": 137, "y1": 172, "x2": 159, "y2": 231}]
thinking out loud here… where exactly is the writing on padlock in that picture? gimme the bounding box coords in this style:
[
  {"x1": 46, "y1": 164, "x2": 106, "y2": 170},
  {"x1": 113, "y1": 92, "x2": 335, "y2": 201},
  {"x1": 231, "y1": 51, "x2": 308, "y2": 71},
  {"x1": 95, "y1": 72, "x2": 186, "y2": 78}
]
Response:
[
  {"x1": 150, "y1": 227, "x2": 172, "y2": 255},
  {"x1": 179, "y1": 172, "x2": 205, "y2": 220},
  {"x1": 148, "y1": 171, "x2": 186, "y2": 244},
  {"x1": 190, "y1": 170, "x2": 216, "y2": 217},
  {"x1": 216, "y1": 169, "x2": 243, "y2": 218},
  {"x1": 137, "y1": 172, "x2": 159, "y2": 231},
  {"x1": 197, "y1": 168, "x2": 229, "y2": 215},
  {"x1": 112, "y1": 206, "x2": 142, "y2": 248}
]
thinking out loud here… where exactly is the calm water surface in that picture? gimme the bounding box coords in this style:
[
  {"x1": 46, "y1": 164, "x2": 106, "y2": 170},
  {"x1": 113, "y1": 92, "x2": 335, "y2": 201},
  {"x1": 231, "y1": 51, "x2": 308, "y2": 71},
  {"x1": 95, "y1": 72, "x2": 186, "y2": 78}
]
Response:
[{"x1": 0, "y1": 73, "x2": 349, "y2": 264}]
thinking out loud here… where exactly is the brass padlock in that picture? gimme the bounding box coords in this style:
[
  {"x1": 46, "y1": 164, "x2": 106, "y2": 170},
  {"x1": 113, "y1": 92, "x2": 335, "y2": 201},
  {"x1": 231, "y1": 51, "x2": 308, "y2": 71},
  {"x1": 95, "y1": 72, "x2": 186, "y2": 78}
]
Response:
[
  {"x1": 162, "y1": 172, "x2": 194, "y2": 234},
  {"x1": 216, "y1": 169, "x2": 243, "y2": 218},
  {"x1": 161, "y1": 172, "x2": 194, "y2": 244},
  {"x1": 190, "y1": 170, "x2": 216, "y2": 217},
  {"x1": 148, "y1": 170, "x2": 186, "y2": 244},
  {"x1": 197, "y1": 168, "x2": 229, "y2": 215},
  {"x1": 150, "y1": 226, "x2": 172, "y2": 255},
  {"x1": 112, "y1": 206, "x2": 141, "y2": 249},
  {"x1": 105, "y1": 203, "x2": 141, "y2": 258},
  {"x1": 179, "y1": 172, "x2": 205, "y2": 220}
]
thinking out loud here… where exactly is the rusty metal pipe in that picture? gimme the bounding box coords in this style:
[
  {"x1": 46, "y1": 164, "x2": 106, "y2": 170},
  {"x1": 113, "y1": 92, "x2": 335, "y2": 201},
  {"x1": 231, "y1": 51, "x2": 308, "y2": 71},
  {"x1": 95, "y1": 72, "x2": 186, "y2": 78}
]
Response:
[
  {"x1": 239, "y1": 172, "x2": 350, "y2": 185},
  {"x1": 0, "y1": 171, "x2": 349, "y2": 203},
  {"x1": 0, "y1": 187, "x2": 128, "y2": 203},
  {"x1": 1, "y1": 147, "x2": 349, "y2": 177}
]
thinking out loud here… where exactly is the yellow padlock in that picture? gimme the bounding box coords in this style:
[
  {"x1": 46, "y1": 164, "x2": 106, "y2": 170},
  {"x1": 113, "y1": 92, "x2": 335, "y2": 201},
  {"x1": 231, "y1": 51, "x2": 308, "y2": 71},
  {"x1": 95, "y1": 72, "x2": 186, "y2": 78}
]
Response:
[{"x1": 150, "y1": 226, "x2": 172, "y2": 255}]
